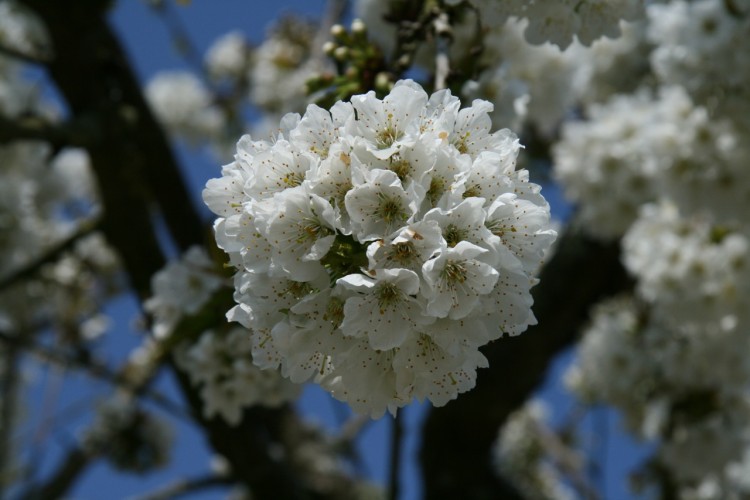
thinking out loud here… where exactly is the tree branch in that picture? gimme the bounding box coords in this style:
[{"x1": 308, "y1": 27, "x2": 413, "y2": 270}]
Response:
[
  {"x1": 0, "y1": 42, "x2": 50, "y2": 65},
  {"x1": 0, "y1": 341, "x2": 20, "y2": 495},
  {"x1": 18, "y1": 447, "x2": 91, "y2": 500},
  {"x1": 0, "y1": 218, "x2": 101, "y2": 292},
  {"x1": 388, "y1": 412, "x2": 403, "y2": 500},
  {"x1": 0, "y1": 114, "x2": 94, "y2": 148}
]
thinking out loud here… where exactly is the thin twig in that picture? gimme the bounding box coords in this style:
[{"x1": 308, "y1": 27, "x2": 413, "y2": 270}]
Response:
[
  {"x1": 532, "y1": 418, "x2": 600, "y2": 500},
  {"x1": 462, "y1": 0, "x2": 487, "y2": 81},
  {"x1": 594, "y1": 407, "x2": 608, "y2": 498},
  {"x1": 433, "y1": 11, "x2": 452, "y2": 90},
  {"x1": 130, "y1": 474, "x2": 230, "y2": 500},
  {"x1": 388, "y1": 409, "x2": 404, "y2": 500},
  {"x1": 148, "y1": 0, "x2": 213, "y2": 88},
  {"x1": 335, "y1": 413, "x2": 371, "y2": 477}
]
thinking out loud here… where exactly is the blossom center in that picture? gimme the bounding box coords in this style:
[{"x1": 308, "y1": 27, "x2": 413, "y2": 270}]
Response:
[
  {"x1": 389, "y1": 155, "x2": 411, "y2": 181},
  {"x1": 428, "y1": 177, "x2": 446, "y2": 205},
  {"x1": 323, "y1": 297, "x2": 345, "y2": 327},
  {"x1": 387, "y1": 241, "x2": 418, "y2": 266},
  {"x1": 297, "y1": 217, "x2": 334, "y2": 243},
  {"x1": 443, "y1": 224, "x2": 468, "y2": 247},
  {"x1": 376, "y1": 193, "x2": 407, "y2": 225},
  {"x1": 376, "y1": 114, "x2": 403, "y2": 149},
  {"x1": 376, "y1": 282, "x2": 404, "y2": 311},
  {"x1": 441, "y1": 260, "x2": 468, "y2": 284}
]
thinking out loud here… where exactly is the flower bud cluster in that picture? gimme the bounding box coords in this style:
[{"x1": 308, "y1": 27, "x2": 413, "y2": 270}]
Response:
[
  {"x1": 310, "y1": 18, "x2": 393, "y2": 105},
  {"x1": 204, "y1": 80, "x2": 556, "y2": 416}
]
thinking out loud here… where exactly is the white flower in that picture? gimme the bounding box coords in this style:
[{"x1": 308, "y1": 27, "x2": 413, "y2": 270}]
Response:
[
  {"x1": 345, "y1": 168, "x2": 420, "y2": 241},
  {"x1": 252, "y1": 186, "x2": 337, "y2": 280},
  {"x1": 422, "y1": 241, "x2": 499, "y2": 319},
  {"x1": 394, "y1": 328, "x2": 488, "y2": 406},
  {"x1": 338, "y1": 268, "x2": 430, "y2": 350},
  {"x1": 366, "y1": 220, "x2": 445, "y2": 273},
  {"x1": 322, "y1": 338, "x2": 405, "y2": 418},
  {"x1": 243, "y1": 140, "x2": 317, "y2": 199},
  {"x1": 485, "y1": 193, "x2": 557, "y2": 273},
  {"x1": 478, "y1": 267, "x2": 537, "y2": 339},
  {"x1": 350, "y1": 82, "x2": 427, "y2": 159},
  {"x1": 423, "y1": 197, "x2": 505, "y2": 266}
]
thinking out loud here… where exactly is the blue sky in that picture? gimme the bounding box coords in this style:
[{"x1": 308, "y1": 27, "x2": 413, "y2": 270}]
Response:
[{"x1": 17, "y1": 1, "x2": 651, "y2": 498}]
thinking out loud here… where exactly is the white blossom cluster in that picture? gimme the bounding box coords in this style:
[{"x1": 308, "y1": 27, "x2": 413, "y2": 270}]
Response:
[
  {"x1": 565, "y1": 20, "x2": 650, "y2": 105},
  {"x1": 560, "y1": 47, "x2": 750, "y2": 486},
  {"x1": 175, "y1": 327, "x2": 299, "y2": 425},
  {"x1": 462, "y1": 17, "x2": 650, "y2": 136},
  {"x1": 488, "y1": 0, "x2": 644, "y2": 49},
  {"x1": 624, "y1": 203, "x2": 750, "y2": 331},
  {"x1": 145, "y1": 71, "x2": 224, "y2": 145},
  {"x1": 553, "y1": 16, "x2": 750, "y2": 491},
  {"x1": 0, "y1": 55, "x2": 101, "y2": 280},
  {"x1": 648, "y1": 0, "x2": 750, "y2": 129},
  {"x1": 0, "y1": 50, "x2": 114, "y2": 358},
  {"x1": 553, "y1": 90, "x2": 661, "y2": 238},
  {"x1": 564, "y1": 297, "x2": 653, "y2": 427},
  {"x1": 461, "y1": 18, "x2": 577, "y2": 136},
  {"x1": 204, "y1": 80, "x2": 556, "y2": 417},
  {"x1": 567, "y1": 295, "x2": 750, "y2": 492},
  {"x1": 554, "y1": 86, "x2": 750, "y2": 239},
  {"x1": 144, "y1": 246, "x2": 225, "y2": 340},
  {"x1": 569, "y1": 202, "x2": 750, "y2": 493}
]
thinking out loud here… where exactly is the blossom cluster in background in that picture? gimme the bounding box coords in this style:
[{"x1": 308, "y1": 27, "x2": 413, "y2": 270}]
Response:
[{"x1": 144, "y1": 247, "x2": 299, "y2": 424}]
